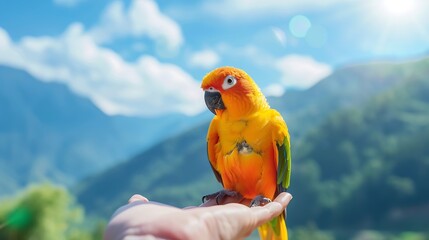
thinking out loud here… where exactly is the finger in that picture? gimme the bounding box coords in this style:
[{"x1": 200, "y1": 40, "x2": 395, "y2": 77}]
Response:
[
  {"x1": 128, "y1": 194, "x2": 149, "y2": 203},
  {"x1": 252, "y1": 192, "x2": 293, "y2": 224},
  {"x1": 273, "y1": 192, "x2": 293, "y2": 208}
]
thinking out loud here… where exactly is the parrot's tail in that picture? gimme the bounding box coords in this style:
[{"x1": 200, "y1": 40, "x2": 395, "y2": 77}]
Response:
[{"x1": 257, "y1": 213, "x2": 287, "y2": 240}]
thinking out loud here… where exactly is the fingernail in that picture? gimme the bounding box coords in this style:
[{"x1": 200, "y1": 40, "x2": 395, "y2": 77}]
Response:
[
  {"x1": 280, "y1": 193, "x2": 293, "y2": 203},
  {"x1": 128, "y1": 194, "x2": 148, "y2": 203}
]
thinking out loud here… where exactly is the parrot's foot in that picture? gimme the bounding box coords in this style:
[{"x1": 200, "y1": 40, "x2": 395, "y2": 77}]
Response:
[
  {"x1": 202, "y1": 190, "x2": 243, "y2": 205},
  {"x1": 249, "y1": 195, "x2": 272, "y2": 207}
]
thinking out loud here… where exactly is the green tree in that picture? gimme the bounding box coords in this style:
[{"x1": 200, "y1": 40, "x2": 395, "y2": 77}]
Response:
[{"x1": 0, "y1": 183, "x2": 99, "y2": 240}]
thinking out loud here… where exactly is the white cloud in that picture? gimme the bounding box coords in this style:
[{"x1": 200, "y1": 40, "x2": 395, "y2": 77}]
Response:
[
  {"x1": 188, "y1": 49, "x2": 220, "y2": 69},
  {"x1": 201, "y1": 0, "x2": 352, "y2": 18},
  {"x1": 89, "y1": 0, "x2": 183, "y2": 52},
  {"x1": 0, "y1": 25, "x2": 204, "y2": 116},
  {"x1": 263, "y1": 83, "x2": 285, "y2": 97},
  {"x1": 0, "y1": 0, "x2": 202, "y2": 116},
  {"x1": 275, "y1": 55, "x2": 332, "y2": 89},
  {"x1": 53, "y1": 0, "x2": 84, "y2": 7}
]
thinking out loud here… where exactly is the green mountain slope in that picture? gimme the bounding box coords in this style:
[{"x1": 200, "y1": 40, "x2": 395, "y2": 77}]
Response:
[
  {"x1": 290, "y1": 59, "x2": 429, "y2": 230},
  {"x1": 76, "y1": 57, "x2": 429, "y2": 231}
]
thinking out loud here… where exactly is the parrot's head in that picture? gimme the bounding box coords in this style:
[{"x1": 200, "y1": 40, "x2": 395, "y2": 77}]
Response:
[{"x1": 201, "y1": 66, "x2": 268, "y2": 117}]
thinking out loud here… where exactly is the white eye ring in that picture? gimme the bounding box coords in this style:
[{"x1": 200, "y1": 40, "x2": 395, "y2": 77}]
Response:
[{"x1": 222, "y1": 75, "x2": 237, "y2": 90}]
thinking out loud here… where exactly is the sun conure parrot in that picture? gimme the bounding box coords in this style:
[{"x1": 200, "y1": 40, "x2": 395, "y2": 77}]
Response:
[{"x1": 201, "y1": 66, "x2": 291, "y2": 240}]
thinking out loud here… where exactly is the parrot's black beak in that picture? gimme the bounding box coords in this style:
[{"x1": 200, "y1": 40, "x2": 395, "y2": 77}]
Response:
[{"x1": 204, "y1": 91, "x2": 225, "y2": 115}]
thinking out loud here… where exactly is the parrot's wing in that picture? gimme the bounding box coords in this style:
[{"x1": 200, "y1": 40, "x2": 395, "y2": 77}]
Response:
[
  {"x1": 206, "y1": 117, "x2": 223, "y2": 185},
  {"x1": 270, "y1": 110, "x2": 291, "y2": 193},
  {"x1": 276, "y1": 135, "x2": 291, "y2": 192}
]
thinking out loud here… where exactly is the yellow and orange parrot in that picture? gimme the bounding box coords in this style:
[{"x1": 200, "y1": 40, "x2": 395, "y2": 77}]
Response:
[{"x1": 201, "y1": 66, "x2": 291, "y2": 240}]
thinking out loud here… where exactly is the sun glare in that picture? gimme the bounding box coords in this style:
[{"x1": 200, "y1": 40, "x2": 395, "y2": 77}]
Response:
[
  {"x1": 365, "y1": 0, "x2": 426, "y2": 55},
  {"x1": 380, "y1": 0, "x2": 417, "y2": 19}
]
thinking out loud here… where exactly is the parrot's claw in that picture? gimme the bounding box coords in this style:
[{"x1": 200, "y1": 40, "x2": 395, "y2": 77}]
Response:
[
  {"x1": 215, "y1": 190, "x2": 242, "y2": 205},
  {"x1": 202, "y1": 192, "x2": 217, "y2": 203},
  {"x1": 249, "y1": 195, "x2": 272, "y2": 207},
  {"x1": 202, "y1": 190, "x2": 243, "y2": 205}
]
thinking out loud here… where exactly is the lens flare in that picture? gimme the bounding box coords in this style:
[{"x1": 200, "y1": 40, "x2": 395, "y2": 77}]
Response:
[{"x1": 289, "y1": 15, "x2": 311, "y2": 38}]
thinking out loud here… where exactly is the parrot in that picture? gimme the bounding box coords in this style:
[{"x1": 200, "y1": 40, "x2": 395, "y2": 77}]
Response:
[{"x1": 201, "y1": 66, "x2": 291, "y2": 240}]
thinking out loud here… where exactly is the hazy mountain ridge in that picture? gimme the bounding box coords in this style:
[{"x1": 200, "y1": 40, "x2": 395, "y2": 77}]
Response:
[{"x1": 0, "y1": 65, "x2": 208, "y2": 196}]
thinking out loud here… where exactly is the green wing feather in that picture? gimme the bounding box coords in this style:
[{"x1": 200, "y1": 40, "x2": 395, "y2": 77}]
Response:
[{"x1": 276, "y1": 136, "x2": 291, "y2": 191}]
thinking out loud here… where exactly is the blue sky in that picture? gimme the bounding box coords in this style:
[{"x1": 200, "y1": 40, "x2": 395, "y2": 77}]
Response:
[{"x1": 1, "y1": 0, "x2": 428, "y2": 116}]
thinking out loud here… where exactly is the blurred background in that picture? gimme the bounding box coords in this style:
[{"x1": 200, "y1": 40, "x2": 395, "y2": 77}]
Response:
[{"x1": 1, "y1": 0, "x2": 429, "y2": 239}]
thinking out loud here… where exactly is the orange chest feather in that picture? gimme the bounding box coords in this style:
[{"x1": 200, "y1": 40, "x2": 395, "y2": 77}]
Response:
[{"x1": 213, "y1": 114, "x2": 278, "y2": 199}]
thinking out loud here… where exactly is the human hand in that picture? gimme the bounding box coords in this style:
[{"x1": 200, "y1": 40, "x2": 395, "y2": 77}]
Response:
[{"x1": 104, "y1": 192, "x2": 292, "y2": 240}]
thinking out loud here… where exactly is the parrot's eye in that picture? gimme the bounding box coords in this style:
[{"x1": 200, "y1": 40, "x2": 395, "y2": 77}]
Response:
[{"x1": 222, "y1": 75, "x2": 237, "y2": 90}]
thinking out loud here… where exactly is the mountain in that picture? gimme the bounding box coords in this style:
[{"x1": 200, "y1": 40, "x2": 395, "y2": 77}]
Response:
[
  {"x1": 290, "y1": 59, "x2": 429, "y2": 230},
  {"x1": 76, "y1": 57, "x2": 429, "y2": 221},
  {"x1": 0, "y1": 65, "x2": 209, "y2": 196}
]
